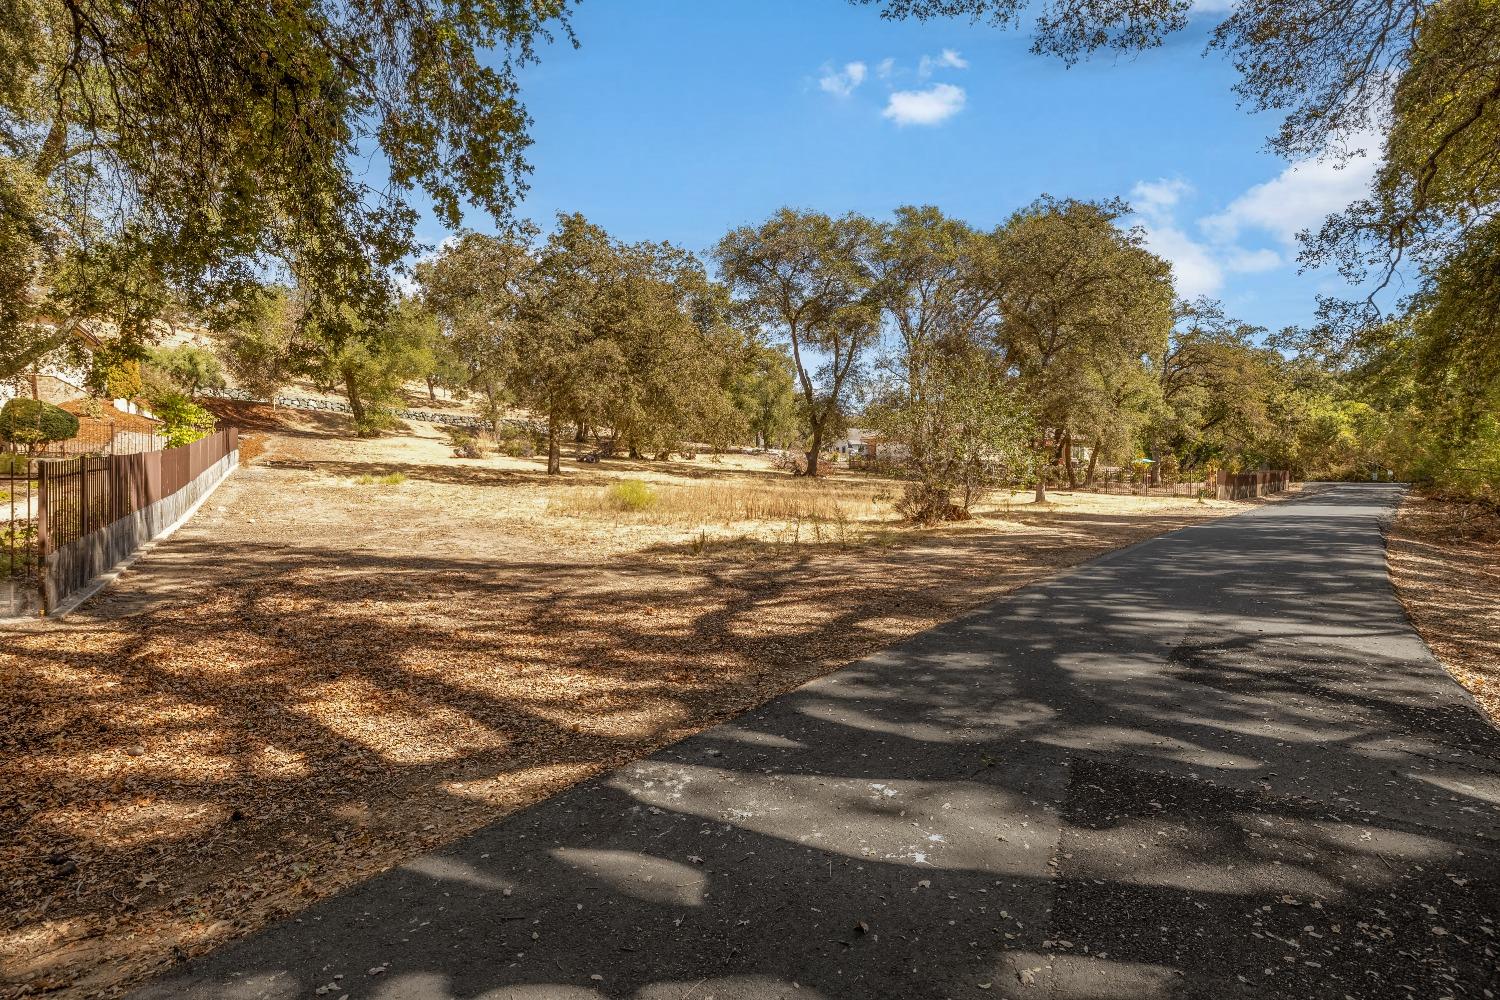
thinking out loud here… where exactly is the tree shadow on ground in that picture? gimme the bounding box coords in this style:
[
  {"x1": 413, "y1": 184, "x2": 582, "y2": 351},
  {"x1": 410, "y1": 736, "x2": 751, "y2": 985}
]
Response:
[{"x1": 3, "y1": 485, "x2": 1497, "y2": 999}]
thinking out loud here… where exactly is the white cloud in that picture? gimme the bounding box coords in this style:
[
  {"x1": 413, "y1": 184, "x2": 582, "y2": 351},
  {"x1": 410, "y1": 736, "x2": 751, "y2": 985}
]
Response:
[
  {"x1": 1129, "y1": 179, "x2": 1223, "y2": 297},
  {"x1": 1134, "y1": 227, "x2": 1224, "y2": 298},
  {"x1": 1129, "y1": 177, "x2": 1283, "y2": 298},
  {"x1": 876, "y1": 57, "x2": 896, "y2": 79},
  {"x1": 1130, "y1": 136, "x2": 1379, "y2": 302},
  {"x1": 819, "y1": 61, "x2": 868, "y2": 98},
  {"x1": 1201, "y1": 142, "x2": 1379, "y2": 248},
  {"x1": 918, "y1": 49, "x2": 969, "y2": 77},
  {"x1": 1131, "y1": 178, "x2": 1192, "y2": 223},
  {"x1": 883, "y1": 83, "x2": 966, "y2": 126}
]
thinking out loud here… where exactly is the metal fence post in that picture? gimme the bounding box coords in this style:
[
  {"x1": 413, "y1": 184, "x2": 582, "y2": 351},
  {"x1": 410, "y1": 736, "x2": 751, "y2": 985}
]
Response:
[{"x1": 77, "y1": 457, "x2": 88, "y2": 539}]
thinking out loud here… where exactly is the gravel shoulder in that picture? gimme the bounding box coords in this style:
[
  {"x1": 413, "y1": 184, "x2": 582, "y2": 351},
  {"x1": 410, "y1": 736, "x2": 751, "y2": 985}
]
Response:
[{"x1": 1385, "y1": 491, "x2": 1500, "y2": 726}]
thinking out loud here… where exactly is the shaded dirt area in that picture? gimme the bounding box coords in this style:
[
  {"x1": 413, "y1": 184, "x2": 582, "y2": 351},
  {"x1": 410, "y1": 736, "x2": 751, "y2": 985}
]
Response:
[
  {"x1": 0, "y1": 414, "x2": 1297, "y2": 998},
  {"x1": 1386, "y1": 492, "x2": 1500, "y2": 726}
]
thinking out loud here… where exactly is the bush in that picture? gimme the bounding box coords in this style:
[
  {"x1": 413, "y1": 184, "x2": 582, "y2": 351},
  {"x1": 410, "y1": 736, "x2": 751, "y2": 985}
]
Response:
[
  {"x1": 607, "y1": 479, "x2": 657, "y2": 511},
  {"x1": 772, "y1": 450, "x2": 808, "y2": 475},
  {"x1": 148, "y1": 390, "x2": 217, "y2": 447},
  {"x1": 1158, "y1": 453, "x2": 1181, "y2": 486},
  {"x1": 444, "y1": 429, "x2": 483, "y2": 458},
  {"x1": 0, "y1": 399, "x2": 78, "y2": 449},
  {"x1": 494, "y1": 425, "x2": 539, "y2": 458},
  {"x1": 0, "y1": 452, "x2": 31, "y2": 475},
  {"x1": 352, "y1": 409, "x2": 401, "y2": 438},
  {"x1": 895, "y1": 482, "x2": 970, "y2": 525}
]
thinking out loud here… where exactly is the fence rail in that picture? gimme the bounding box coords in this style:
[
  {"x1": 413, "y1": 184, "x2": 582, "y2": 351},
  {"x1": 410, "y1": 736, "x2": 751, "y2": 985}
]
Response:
[{"x1": 25, "y1": 420, "x2": 167, "y2": 458}]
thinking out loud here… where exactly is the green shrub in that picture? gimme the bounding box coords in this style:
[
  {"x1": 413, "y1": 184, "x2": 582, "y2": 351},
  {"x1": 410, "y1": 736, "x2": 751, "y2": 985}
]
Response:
[
  {"x1": 0, "y1": 399, "x2": 78, "y2": 448},
  {"x1": 0, "y1": 452, "x2": 30, "y2": 475},
  {"x1": 352, "y1": 409, "x2": 401, "y2": 438},
  {"x1": 1158, "y1": 453, "x2": 1181, "y2": 486},
  {"x1": 606, "y1": 479, "x2": 657, "y2": 511},
  {"x1": 148, "y1": 390, "x2": 217, "y2": 447},
  {"x1": 494, "y1": 425, "x2": 539, "y2": 458}
]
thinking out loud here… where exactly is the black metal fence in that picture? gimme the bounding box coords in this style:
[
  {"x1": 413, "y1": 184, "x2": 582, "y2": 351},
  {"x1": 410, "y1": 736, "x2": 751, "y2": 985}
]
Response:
[
  {"x1": 2, "y1": 452, "x2": 38, "y2": 581},
  {"x1": 25, "y1": 419, "x2": 167, "y2": 458}
]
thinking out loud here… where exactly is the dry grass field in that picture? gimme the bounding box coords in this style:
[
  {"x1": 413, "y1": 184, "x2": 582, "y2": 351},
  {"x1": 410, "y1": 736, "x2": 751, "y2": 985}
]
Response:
[{"x1": 0, "y1": 405, "x2": 1295, "y2": 999}]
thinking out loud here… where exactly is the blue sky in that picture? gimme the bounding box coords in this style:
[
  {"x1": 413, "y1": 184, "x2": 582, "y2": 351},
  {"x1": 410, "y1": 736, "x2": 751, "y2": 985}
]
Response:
[{"x1": 422, "y1": 0, "x2": 1385, "y2": 334}]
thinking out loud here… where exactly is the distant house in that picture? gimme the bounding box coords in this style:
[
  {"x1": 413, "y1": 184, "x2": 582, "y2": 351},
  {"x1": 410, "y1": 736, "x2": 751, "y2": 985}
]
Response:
[
  {"x1": 0, "y1": 320, "x2": 158, "y2": 419},
  {"x1": 829, "y1": 428, "x2": 909, "y2": 462},
  {"x1": 0, "y1": 342, "x2": 90, "y2": 408}
]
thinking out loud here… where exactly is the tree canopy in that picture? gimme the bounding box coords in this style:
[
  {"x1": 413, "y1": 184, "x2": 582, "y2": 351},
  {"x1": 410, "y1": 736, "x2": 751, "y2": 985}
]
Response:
[{"x1": 1, "y1": 0, "x2": 576, "y2": 380}]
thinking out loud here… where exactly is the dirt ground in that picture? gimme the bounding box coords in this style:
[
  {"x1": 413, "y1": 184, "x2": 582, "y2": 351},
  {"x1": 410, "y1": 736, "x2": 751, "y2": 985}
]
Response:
[
  {"x1": 0, "y1": 407, "x2": 1297, "y2": 999},
  {"x1": 1385, "y1": 493, "x2": 1500, "y2": 727}
]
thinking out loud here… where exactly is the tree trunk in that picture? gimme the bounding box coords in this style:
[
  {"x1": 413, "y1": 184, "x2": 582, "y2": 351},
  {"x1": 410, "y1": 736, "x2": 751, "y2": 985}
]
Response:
[
  {"x1": 1034, "y1": 453, "x2": 1047, "y2": 503},
  {"x1": 574, "y1": 422, "x2": 586, "y2": 443},
  {"x1": 1062, "y1": 429, "x2": 1078, "y2": 488},
  {"x1": 546, "y1": 412, "x2": 561, "y2": 475},
  {"x1": 805, "y1": 423, "x2": 824, "y2": 477},
  {"x1": 426, "y1": 377, "x2": 437, "y2": 402},
  {"x1": 1083, "y1": 437, "x2": 1101, "y2": 486},
  {"x1": 344, "y1": 368, "x2": 369, "y2": 435}
]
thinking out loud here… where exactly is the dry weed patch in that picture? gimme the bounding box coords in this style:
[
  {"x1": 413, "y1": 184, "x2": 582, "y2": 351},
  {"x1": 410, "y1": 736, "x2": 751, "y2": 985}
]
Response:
[{"x1": 554, "y1": 475, "x2": 887, "y2": 527}]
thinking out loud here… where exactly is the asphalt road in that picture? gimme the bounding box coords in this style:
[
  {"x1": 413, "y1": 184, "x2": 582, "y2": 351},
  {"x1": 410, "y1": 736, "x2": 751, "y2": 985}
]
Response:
[{"x1": 132, "y1": 484, "x2": 1500, "y2": 1000}]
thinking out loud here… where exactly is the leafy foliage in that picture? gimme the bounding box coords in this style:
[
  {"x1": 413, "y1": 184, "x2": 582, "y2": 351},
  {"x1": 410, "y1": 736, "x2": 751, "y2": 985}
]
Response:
[
  {"x1": 149, "y1": 391, "x2": 216, "y2": 447},
  {"x1": 992, "y1": 196, "x2": 1174, "y2": 487},
  {"x1": 0, "y1": 396, "x2": 77, "y2": 447},
  {"x1": 1, "y1": 0, "x2": 575, "y2": 380},
  {"x1": 420, "y1": 215, "x2": 753, "y2": 473},
  {"x1": 859, "y1": 0, "x2": 1500, "y2": 498},
  {"x1": 715, "y1": 209, "x2": 882, "y2": 476},
  {"x1": 146, "y1": 345, "x2": 226, "y2": 399}
]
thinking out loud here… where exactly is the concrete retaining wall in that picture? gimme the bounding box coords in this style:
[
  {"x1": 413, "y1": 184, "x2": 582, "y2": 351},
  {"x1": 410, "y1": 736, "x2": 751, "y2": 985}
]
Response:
[
  {"x1": 42, "y1": 451, "x2": 237, "y2": 611},
  {"x1": 1, "y1": 577, "x2": 44, "y2": 618}
]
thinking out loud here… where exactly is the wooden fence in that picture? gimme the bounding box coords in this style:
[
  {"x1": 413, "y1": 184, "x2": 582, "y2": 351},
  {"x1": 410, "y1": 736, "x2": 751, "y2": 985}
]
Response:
[{"x1": 1215, "y1": 470, "x2": 1291, "y2": 500}]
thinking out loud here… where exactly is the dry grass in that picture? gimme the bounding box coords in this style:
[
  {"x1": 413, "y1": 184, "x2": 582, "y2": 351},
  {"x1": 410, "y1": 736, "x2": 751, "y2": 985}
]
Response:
[
  {"x1": 0, "y1": 416, "x2": 1291, "y2": 999},
  {"x1": 553, "y1": 475, "x2": 886, "y2": 527},
  {"x1": 1386, "y1": 492, "x2": 1500, "y2": 726}
]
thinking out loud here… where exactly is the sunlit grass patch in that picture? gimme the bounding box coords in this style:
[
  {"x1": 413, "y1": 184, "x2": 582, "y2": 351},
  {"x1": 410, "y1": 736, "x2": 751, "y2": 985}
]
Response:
[
  {"x1": 606, "y1": 479, "x2": 657, "y2": 511},
  {"x1": 352, "y1": 472, "x2": 407, "y2": 487},
  {"x1": 556, "y1": 476, "x2": 885, "y2": 528}
]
